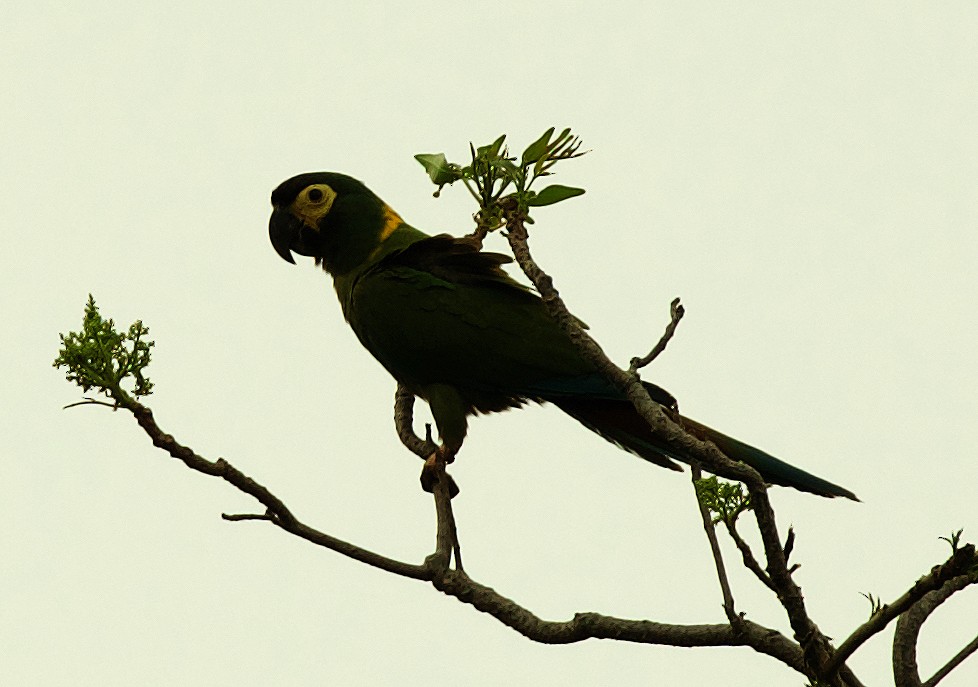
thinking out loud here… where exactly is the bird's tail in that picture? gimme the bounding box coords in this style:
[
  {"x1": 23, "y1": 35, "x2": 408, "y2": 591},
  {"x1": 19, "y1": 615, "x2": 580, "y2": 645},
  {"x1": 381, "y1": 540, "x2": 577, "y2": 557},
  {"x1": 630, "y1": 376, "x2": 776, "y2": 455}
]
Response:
[{"x1": 553, "y1": 394, "x2": 858, "y2": 500}]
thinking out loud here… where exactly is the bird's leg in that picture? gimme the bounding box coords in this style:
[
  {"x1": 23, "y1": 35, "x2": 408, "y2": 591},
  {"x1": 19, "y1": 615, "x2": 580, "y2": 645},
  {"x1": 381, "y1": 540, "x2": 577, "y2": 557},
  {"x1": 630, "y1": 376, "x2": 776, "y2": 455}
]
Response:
[
  {"x1": 418, "y1": 384, "x2": 466, "y2": 497},
  {"x1": 420, "y1": 443, "x2": 460, "y2": 497}
]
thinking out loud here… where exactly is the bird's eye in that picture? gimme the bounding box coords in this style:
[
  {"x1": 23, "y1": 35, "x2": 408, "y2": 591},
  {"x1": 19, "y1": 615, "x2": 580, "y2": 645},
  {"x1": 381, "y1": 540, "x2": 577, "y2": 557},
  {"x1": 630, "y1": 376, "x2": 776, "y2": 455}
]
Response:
[{"x1": 308, "y1": 188, "x2": 324, "y2": 202}]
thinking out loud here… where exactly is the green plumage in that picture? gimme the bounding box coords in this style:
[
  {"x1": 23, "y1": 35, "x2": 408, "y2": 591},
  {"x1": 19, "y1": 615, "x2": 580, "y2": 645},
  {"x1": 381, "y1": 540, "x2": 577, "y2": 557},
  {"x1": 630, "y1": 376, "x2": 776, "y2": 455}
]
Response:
[{"x1": 269, "y1": 172, "x2": 857, "y2": 500}]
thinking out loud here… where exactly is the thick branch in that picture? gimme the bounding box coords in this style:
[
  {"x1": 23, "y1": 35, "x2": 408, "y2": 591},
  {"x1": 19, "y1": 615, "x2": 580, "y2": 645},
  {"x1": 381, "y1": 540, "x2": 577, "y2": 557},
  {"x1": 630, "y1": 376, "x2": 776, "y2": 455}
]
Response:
[
  {"x1": 891, "y1": 569, "x2": 978, "y2": 687},
  {"x1": 432, "y1": 567, "x2": 803, "y2": 665},
  {"x1": 827, "y1": 544, "x2": 978, "y2": 677},
  {"x1": 748, "y1": 488, "x2": 838, "y2": 678}
]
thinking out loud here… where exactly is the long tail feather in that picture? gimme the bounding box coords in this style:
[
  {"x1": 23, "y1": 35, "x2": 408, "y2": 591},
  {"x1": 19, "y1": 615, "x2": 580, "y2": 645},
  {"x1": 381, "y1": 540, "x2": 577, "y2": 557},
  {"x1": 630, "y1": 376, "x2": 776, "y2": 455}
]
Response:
[{"x1": 553, "y1": 396, "x2": 858, "y2": 500}]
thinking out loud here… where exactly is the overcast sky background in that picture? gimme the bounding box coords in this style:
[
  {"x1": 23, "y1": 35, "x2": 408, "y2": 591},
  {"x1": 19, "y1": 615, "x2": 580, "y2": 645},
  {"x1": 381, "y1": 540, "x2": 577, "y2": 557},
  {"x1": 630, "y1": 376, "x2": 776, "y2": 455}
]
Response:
[{"x1": 3, "y1": 2, "x2": 977, "y2": 685}]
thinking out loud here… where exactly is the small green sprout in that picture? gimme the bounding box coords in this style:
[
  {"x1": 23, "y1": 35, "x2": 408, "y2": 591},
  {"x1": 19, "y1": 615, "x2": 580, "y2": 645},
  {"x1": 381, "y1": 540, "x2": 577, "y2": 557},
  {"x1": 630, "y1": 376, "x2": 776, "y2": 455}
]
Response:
[
  {"x1": 54, "y1": 295, "x2": 154, "y2": 405},
  {"x1": 415, "y1": 127, "x2": 587, "y2": 234},
  {"x1": 694, "y1": 475, "x2": 752, "y2": 525},
  {"x1": 859, "y1": 591, "x2": 883, "y2": 617},
  {"x1": 940, "y1": 529, "x2": 964, "y2": 552}
]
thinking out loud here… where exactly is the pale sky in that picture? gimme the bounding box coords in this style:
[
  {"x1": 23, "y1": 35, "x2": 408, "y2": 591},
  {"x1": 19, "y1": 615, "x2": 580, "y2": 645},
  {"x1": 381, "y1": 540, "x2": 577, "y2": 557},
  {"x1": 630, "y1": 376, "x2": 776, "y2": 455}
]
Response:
[{"x1": 3, "y1": 2, "x2": 977, "y2": 685}]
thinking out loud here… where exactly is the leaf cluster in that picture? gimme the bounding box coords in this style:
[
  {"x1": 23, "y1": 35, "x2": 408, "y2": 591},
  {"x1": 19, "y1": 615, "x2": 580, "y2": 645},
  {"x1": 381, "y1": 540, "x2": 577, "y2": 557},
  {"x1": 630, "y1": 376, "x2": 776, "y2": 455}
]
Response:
[
  {"x1": 695, "y1": 475, "x2": 752, "y2": 525},
  {"x1": 53, "y1": 294, "x2": 154, "y2": 403},
  {"x1": 415, "y1": 127, "x2": 586, "y2": 233}
]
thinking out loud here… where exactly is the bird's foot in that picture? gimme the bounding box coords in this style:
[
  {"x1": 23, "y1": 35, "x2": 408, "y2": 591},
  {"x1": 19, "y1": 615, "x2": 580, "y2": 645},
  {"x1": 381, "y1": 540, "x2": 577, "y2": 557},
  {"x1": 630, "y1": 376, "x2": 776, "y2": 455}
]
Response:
[{"x1": 420, "y1": 447, "x2": 460, "y2": 498}]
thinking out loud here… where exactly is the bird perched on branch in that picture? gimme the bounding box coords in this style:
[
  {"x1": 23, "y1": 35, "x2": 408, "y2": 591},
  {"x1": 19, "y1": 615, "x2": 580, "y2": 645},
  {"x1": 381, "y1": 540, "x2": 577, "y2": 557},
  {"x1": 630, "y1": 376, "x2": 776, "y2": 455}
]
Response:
[{"x1": 269, "y1": 172, "x2": 856, "y2": 500}]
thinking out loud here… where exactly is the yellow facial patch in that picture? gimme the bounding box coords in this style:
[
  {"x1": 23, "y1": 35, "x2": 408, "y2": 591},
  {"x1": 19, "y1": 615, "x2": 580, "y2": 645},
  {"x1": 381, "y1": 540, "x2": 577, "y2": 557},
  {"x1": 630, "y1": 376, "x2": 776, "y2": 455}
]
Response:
[{"x1": 290, "y1": 184, "x2": 337, "y2": 230}]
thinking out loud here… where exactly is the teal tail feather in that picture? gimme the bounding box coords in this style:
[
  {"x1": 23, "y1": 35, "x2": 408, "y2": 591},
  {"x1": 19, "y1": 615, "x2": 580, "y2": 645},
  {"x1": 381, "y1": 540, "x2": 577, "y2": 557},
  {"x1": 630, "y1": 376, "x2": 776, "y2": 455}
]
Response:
[
  {"x1": 554, "y1": 396, "x2": 858, "y2": 500},
  {"x1": 680, "y1": 416, "x2": 858, "y2": 500}
]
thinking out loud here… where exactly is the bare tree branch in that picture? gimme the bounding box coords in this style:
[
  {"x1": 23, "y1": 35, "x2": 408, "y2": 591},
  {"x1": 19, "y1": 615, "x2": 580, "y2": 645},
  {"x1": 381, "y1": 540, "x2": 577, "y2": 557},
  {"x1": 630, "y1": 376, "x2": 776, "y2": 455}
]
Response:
[
  {"x1": 725, "y1": 520, "x2": 777, "y2": 592},
  {"x1": 691, "y1": 465, "x2": 739, "y2": 624},
  {"x1": 430, "y1": 462, "x2": 463, "y2": 572},
  {"x1": 52, "y1": 132, "x2": 977, "y2": 685},
  {"x1": 629, "y1": 297, "x2": 685, "y2": 374},
  {"x1": 924, "y1": 632, "x2": 978, "y2": 687},
  {"x1": 827, "y1": 544, "x2": 978, "y2": 678},
  {"x1": 892, "y1": 570, "x2": 978, "y2": 687},
  {"x1": 433, "y1": 569, "x2": 806, "y2": 662},
  {"x1": 395, "y1": 385, "x2": 437, "y2": 459},
  {"x1": 107, "y1": 389, "x2": 820, "y2": 675},
  {"x1": 502, "y1": 217, "x2": 856, "y2": 684},
  {"x1": 394, "y1": 384, "x2": 461, "y2": 500},
  {"x1": 117, "y1": 392, "x2": 431, "y2": 581},
  {"x1": 502, "y1": 221, "x2": 770, "y2": 489},
  {"x1": 749, "y1": 489, "x2": 844, "y2": 680}
]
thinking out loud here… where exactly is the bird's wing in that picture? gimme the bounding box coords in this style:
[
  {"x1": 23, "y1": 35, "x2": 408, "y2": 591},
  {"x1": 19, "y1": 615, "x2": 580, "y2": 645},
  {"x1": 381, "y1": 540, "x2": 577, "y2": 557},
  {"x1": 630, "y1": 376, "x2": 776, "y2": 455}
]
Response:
[
  {"x1": 346, "y1": 235, "x2": 620, "y2": 406},
  {"x1": 347, "y1": 234, "x2": 687, "y2": 471}
]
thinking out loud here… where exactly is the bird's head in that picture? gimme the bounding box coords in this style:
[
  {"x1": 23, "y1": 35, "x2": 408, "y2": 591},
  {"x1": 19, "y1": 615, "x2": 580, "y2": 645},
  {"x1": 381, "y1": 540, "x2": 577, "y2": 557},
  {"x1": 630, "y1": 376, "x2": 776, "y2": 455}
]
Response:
[{"x1": 269, "y1": 172, "x2": 402, "y2": 275}]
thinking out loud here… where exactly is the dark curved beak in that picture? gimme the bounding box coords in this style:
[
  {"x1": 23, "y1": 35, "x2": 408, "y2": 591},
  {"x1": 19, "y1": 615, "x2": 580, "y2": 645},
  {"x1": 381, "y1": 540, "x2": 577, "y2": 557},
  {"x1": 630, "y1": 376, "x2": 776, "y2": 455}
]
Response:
[{"x1": 269, "y1": 207, "x2": 300, "y2": 264}]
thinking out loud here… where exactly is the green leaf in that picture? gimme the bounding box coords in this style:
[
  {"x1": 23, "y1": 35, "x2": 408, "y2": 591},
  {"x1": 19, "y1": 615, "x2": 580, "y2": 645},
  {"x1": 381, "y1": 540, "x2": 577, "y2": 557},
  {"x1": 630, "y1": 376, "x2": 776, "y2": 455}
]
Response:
[
  {"x1": 521, "y1": 127, "x2": 555, "y2": 166},
  {"x1": 526, "y1": 184, "x2": 585, "y2": 206},
  {"x1": 414, "y1": 153, "x2": 462, "y2": 185},
  {"x1": 552, "y1": 127, "x2": 572, "y2": 149},
  {"x1": 495, "y1": 158, "x2": 520, "y2": 175},
  {"x1": 476, "y1": 134, "x2": 507, "y2": 160}
]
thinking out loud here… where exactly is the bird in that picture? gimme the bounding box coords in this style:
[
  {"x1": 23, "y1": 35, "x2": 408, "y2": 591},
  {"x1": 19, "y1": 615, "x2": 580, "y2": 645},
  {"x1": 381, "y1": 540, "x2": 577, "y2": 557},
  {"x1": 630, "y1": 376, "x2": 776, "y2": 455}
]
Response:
[{"x1": 269, "y1": 171, "x2": 857, "y2": 500}]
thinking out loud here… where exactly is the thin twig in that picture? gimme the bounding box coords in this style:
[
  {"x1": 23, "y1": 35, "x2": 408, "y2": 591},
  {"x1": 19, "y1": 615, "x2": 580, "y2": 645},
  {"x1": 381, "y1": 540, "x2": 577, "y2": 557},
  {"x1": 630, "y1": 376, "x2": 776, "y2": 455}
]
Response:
[
  {"x1": 222, "y1": 512, "x2": 274, "y2": 522},
  {"x1": 114, "y1": 391, "x2": 431, "y2": 581},
  {"x1": 924, "y1": 632, "x2": 978, "y2": 687},
  {"x1": 63, "y1": 398, "x2": 118, "y2": 410},
  {"x1": 726, "y1": 520, "x2": 777, "y2": 592},
  {"x1": 629, "y1": 297, "x2": 685, "y2": 374},
  {"x1": 691, "y1": 465, "x2": 739, "y2": 624}
]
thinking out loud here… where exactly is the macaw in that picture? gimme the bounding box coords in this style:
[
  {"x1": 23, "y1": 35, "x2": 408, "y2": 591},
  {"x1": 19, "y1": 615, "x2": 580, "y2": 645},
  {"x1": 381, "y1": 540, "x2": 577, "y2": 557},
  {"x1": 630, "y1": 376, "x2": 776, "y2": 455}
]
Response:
[{"x1": 269, "y1": 172, "x2": 856, "y2": 500}]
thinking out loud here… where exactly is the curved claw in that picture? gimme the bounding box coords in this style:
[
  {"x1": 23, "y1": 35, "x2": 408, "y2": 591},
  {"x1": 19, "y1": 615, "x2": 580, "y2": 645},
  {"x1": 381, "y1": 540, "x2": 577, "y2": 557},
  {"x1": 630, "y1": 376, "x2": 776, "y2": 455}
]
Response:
[{"x1": 420, "y1": 450, "x2": 460, "y2": 498}]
